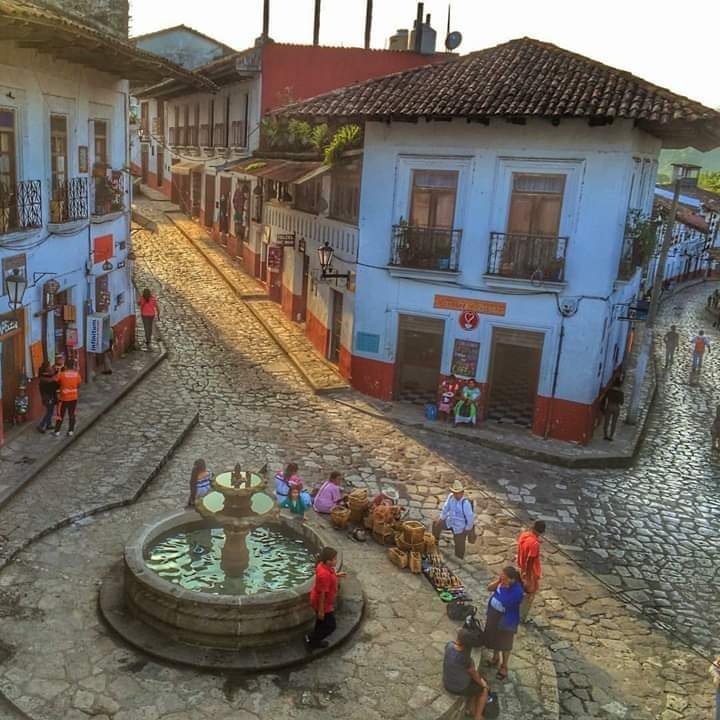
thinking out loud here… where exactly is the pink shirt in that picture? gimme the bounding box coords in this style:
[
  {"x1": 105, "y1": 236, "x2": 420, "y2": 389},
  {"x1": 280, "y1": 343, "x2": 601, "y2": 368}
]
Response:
[
  {"x1": 313, "y1": 481, "x2": 342, "y2": 513},
  {"x1": 139, "y1": 295, "x2": 158, "y2": 317}
]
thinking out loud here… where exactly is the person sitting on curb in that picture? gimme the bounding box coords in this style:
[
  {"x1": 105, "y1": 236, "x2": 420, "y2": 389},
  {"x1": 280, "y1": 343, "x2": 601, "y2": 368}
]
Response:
[
  {"x1": 313, "y1": 472, "x2": 345, "y2": 514},
  {"x1": 280, "y1": 485, "x2": 312, "y2": 519},
  {"x1": 432, "y1": 480, "x2": 475, "y2": 559},
  {"x1": 442, "y1": 628, "x2": 489, "y2": 719},
  {"x1": 274, "y1": 463, "x2": 300, "y2": 503}
]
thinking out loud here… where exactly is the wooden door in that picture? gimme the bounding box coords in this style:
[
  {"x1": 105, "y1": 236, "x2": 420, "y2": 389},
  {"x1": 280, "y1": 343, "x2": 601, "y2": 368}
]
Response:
[
  {"x1": 156, "y1": 149, "x2": 164, "y2": 188},
  {"x1": 328, "y1": 290, "x2": 344, "y2": 364},
  {"x1": 204, "y1": 174, "x2": 215, "y2": 228},
  {"x1": 191, "y1": 172, "x2": 202, "y2": 218},
  {"x1": 140, "y1": 145, "x2": 149, "y2": 184},
  {"x1": 395, "y1": 314, "x2": 445, "y2": 402},
  {"x1": 298, "y1": 254, "x2": 310, "y2": 323},
  {"x1": 486, "y1": 328, "x2": 544, "y2": 427},
  {"x1": 219, "y1": 176, "x2": 231, "y2": 236},
  {"x1": 0, "y1": 313, "x2": 24, "y2": 423}
]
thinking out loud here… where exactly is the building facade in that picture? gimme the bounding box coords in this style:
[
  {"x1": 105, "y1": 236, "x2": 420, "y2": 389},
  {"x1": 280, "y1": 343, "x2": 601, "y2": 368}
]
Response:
[
  {"x1": 277, "y1": 38, "x2": 720, "y2": 444},
  {"x1": 0, "y1": 0, "x2": 206, "y2": 442}
]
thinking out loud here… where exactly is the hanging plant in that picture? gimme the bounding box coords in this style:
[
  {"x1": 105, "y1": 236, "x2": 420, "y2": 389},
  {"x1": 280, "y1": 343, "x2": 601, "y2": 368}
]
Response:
[
  {"x1": 287, "y1": 120, "x2": 313, "y2": 150},
  {"x1": 625, "y1": 209, "x2": 658, "y2": 267},
  {"x1": 323, "y1": 124, "x2": 362, "y2": 165},
  {"x1": 311, "y1": 123, "x2": 330, "y2": 152}
]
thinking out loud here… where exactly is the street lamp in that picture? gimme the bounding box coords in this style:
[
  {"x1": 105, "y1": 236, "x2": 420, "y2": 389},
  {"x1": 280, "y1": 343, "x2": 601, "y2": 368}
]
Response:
[
  {"x1": 5, "y1": 268, "x2": 27, "y2": 310},
  {"x1": 317, "y1": 241, "x2": 350, "y2": 281}
]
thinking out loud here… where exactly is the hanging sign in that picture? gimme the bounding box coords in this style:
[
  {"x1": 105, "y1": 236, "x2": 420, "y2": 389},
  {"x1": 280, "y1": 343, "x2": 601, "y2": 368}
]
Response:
[
  {"x1": 66, "y1": 325, "x2": 79, "y2": 348},
  {"x1": 276, "y1": 233, "x2": 296, "y2": 248},
  {"x1": 459, "y1": 310, "x2": 479, "y2": 331},
  {"x1": 451, "y1": 339, "x2": 481, "y2": 378},
  {"x1": 0, "y1": 317, "x2": 20, "y2": 339},
  {"x1": 86, "y1": 314, "x2": 106, "y2": 353}
]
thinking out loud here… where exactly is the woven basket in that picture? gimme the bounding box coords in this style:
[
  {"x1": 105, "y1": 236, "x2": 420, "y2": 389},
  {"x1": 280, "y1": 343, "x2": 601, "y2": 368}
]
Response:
[
  {"x1": 396, "y1": 535, "x2": 424, "y2": 553},
  {"x1": 402, "y1": 520, "x2": 426, "y2": 544},
  {"x1": 373, "y1": 526, "x2": 395, "y2": 545},
  {"x1": 388, "y1": 547, "x2": 408, "y2": 569},
  {"x1": 331, "y1": 506, "x2": 351, "y2": 529},
  {"x1": 408, "y1": 551, "x2": 422, "y2": 574},
  {"x1": 363, "y1": 512, "x2": 374, "y2": 530},
  {"x1": 349, "y1": 505, "x2": 366, "y2": 526},
  {"x1": 423, "y1": 532, "x2": 437, "y2": 551},
  {"x1": 349, "y1": 487, "x2": 368, "y2": 502}
]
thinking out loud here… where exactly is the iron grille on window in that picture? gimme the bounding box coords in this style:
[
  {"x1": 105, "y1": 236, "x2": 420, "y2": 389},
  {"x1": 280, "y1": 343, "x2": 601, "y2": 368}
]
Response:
[
  {"x1": 390, "y1": 225, "x2": 462, "y2": 271},
  {"x1": 199, "y1": 124, "x2": 210, "y2": 146},
  {"x1": 0, "y1": 179, "x2": 42, "y2": 234},
  {"x1": 50, "y1": 177, "x2": 88, "y2": 223},
  {"x1": 168, "y1": 127, "x2": 177, "y2": 145},
  {"x1": 93, "y1": 172, "x2": 125, "y2": 216},
  {"x1": 487, "y1": 231, "x2": 568, "y2": 282},
  {"x1": 231, "y1": 120, "x2": 246, "y2": 147},
  {"x1": 213, "y1": 123, "x2": 227, "y2": 148},
  {"x1": 187, "y1": 125, "x2": 198, "y2": 146}
]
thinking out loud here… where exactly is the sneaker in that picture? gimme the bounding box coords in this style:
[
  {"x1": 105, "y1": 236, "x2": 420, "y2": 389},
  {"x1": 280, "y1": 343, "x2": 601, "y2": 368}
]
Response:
[
  {"x1": 67, "y1": 431, "x2": 74, "y2": 437},
  {"x1": 53, "y1": 431, "x2": 60, "y2": 437}
]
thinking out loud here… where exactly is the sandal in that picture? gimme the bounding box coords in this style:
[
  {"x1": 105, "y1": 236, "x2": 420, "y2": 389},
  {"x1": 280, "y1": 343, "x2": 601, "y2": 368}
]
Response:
[
  {"x1": 485, "y1": 657, "x2": 499, "y2": 667},
  {"x1": 496, "y1": 667, "x2": 508, "y2": 681}
]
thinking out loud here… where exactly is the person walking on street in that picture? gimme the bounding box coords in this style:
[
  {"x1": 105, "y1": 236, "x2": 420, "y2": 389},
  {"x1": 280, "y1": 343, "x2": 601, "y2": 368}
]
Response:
[
  {"x1": 663, "y1": 325, "x2": 679, "y2": 367},
  {"x1": 516, "y1": 521, "x2": 546, "y2": 622},
  {"x1": 432, "y1": 480, "x2": 475, "y2": 560},
  {"x1": 603, "y1": 379, "x2": 624, "y2": 441},
  {"x1": 53, "y1": 358, "x2": 81, "y2": 437},
  {"x1": 304, "y1": 546, "x2": 346, "y2": 650},
  {"x1": 139, "y1": 288, "x2": 160, "y2": 349},
  {"x1": 37, "y1": 361, "x2": 59, "y2": 433},
  {"x1": 691, "y1": 330, "x2": 711, "y2": 371},
  {"x1": 442, "y1": 628, "x2": 490, "y2": 720}
]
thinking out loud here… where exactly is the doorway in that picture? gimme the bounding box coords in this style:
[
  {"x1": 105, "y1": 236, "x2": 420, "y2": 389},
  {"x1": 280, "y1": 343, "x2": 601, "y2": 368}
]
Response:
[
  {"x1": 219, "y1": 176, "x2": 232, "y2": 241},
  {"x1": 0, "y1": 312, "x2": 24, "y2": 425},
  {"x1": 204, "y1": 174, "x2": 215, "y2": 229},
  {"x1": 298, "y1": 254, "x2": 310, "y2": 323},
  {"x1": 328, "y1": 290, "x2": 344, "y2": 364},
  {"x1": 156, "y1": 149, "x2": 164, "y2": 188},
  {"x1": 486, "y1": 327, "x2": 544, "y2": 427},
  {"x1": 395, "y1": 314, "x2": 445, "y2": 403},
  {"x1": 191, "y1": 171, "x2": 202, "y2": 219},
  {"x1": 141, "y1": 145, "x2": 149, "y2": 184}
]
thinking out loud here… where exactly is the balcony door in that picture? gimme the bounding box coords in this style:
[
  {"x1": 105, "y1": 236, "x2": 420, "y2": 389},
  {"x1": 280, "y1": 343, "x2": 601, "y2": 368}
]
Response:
[
  {"x1": 503, "y1": 174, "x2": 565, "y2": 278},
  {"x1": 0, "y1": 109, "x2": 17, "y2": 233},
  {"x1": 395, "y1": 314, "x2": 445, "y2": 403},
  {"x1": 50, "y1": 115, "x2": 68, "y2": 222}
]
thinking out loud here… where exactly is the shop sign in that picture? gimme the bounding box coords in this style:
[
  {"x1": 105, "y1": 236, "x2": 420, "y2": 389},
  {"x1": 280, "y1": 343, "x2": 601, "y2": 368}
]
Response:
[
  {"x1": 451, "y1": 339, "x2": 480, "y2": 378},
  {"x1": 298, "y1": 238, "x2": 306, "y2": 255},
  {"x1": 0, "y1": 317, "x2": 20, "y2": 339},
  {"x1": 277, "y1": 233, "x2": 296, "y2": 248},
  {"x1": 458, "y1": 310, "x2": 479, "y2": 331},
  {"x1": 434, "y1": 294, "x2": 506, "y2": 316},
  {"x1": 267, "y1": 245, "x2": 283, "y2": 269},
  {"x1": 86, "y1": 313, "x2": 106, "y2": 353}
]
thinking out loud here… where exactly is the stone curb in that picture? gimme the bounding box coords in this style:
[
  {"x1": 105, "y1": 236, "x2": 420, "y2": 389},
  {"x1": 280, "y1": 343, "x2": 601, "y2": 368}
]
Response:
[
  {"x1": 0, "y1": 409, "x2": 199, "y2": 720},
  {"x1": 0, "y1": 345, "x2": 169, "y2": 511},
  {"x1": 158, "y1": 210, "x2": 349, "y2": 395}
]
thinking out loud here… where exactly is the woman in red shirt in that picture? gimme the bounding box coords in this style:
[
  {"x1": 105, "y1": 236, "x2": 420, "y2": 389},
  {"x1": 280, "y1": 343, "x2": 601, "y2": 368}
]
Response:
[
  {"x1": 304, "y1": 547, "x2": 346, "y2": 650},
  {"x1": 139, "y1": 288, "x2": 160, "y2": 348}
]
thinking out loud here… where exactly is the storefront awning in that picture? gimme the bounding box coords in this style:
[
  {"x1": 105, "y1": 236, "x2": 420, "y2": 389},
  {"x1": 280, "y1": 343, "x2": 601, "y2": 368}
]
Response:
[
  {"x1": 228, "y1": 158, "x2": 327, "y2": 184},
  {"x1": 171, "y1": 160, "x2": 204, "y2": 176}
]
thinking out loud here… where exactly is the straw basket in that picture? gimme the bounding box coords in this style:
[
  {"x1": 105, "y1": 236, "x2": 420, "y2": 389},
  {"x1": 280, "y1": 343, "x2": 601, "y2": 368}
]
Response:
[
  {"x1": 330, "y1": 506, "x2": 351, "y2": 529},
  {"x1": 402, "y1": 520, "x2": 426, "y2": 544},
  {"x1": 423, "y1": 532, "x2": 437, "y2": 552},
  {"x1": 349, "y1": 505, "x2": 366, "y2": 526},
  {"x1": 348, "y1": 489, "x2": 369, "y2": 512},
  {"x1": 363, "y1": 512, "x2": 374, "y2": 530},
  {"x1": 373, "y1": 526, "x2": 395, "y2": 546},
  {"x1": 408, "y1": 551, "x2": 422, "y2": 574},
  {"x1": 396, "y1": 535, "x2": 424, "y2": 553},
  {"x1": 388, "y1": 547, "x2": 408, "y2": 569}
]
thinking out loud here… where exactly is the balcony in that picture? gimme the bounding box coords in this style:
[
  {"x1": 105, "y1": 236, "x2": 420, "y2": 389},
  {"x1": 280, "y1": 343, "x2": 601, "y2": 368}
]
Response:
[
  {"x1": 617, "y1": 235, "x2": 643, "y2": 281},
  {"x1": 93, "y1": 171, "x2": 125, "y2": 218},
  {"x1": 50, "y1": 177, "x2": 89, "y2": 224},
  {"x1": 389, "y1": 225, "x2": 462, "y2": 272},
  {"x1": 486, "y1": 231, "x2": 568, "y2": 284},
  {"x1": 0, "y1": 179, "x2": 42, "y2": 235}
]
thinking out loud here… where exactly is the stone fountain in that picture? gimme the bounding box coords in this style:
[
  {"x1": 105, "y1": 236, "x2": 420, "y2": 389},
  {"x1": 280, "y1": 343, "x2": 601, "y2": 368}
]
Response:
[{"x1": 99, "y1": 464, "x2": 364, "y2": 669}]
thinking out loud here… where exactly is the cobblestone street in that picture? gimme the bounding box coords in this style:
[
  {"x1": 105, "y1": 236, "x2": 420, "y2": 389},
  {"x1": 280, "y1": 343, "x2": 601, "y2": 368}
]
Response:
[{"x1": 0, "y1": 199, "x2": 717, "y2": 719}]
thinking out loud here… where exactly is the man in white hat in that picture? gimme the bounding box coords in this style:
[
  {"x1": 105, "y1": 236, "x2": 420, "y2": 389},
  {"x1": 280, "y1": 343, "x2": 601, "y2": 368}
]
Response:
[{"x1": 432, "y1": 480, "x2": 475, "y2": 559}]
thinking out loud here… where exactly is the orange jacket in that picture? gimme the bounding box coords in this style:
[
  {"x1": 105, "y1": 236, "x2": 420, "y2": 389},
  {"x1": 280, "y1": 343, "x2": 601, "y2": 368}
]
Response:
[
  {"x1": 58, "y1": 369, "x2": 81, "y2": 402},
  {"x1": 517, "y1": 530, "x2": 542, "y2": 592}
]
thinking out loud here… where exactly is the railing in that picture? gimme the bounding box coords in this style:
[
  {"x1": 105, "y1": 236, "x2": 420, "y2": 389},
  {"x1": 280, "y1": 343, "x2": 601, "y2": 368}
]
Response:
[
  {"x1": 231, "y1": 120, "x2": 246, "y2": 147},
  {"x1": 389, "y1": 225, "x2": 462, "y2": 272},
  {"x1": 487, "y1": 231, "x2": 568, "y2": 282},
  {"x1": 617, "y1": 235, "x2": 644, "y2": 280},
  {"x1": 93, "y1": 171, "x2": 125, "y2": 216},
  {"x1": 199, "y1": 124, "x2": 210, "y2": 146},
  {"x1": 187, "y1": 126, "x2": 198, "y2": 146},
  {"x1": 263, "y1": 202, "x2": 358, "y2": 261},
  {"x1": 0, "y1": 179, "x2": 42, "y2": 234},
  {"x1": 213, "y1": 123, "x2": 227, "y2": 148},
  {"x1": 168, "y1": 127, "x2": 177, "y2": 145},
  {"x1": 50, "y1": 177, "x2": 89, "y2": 223}
]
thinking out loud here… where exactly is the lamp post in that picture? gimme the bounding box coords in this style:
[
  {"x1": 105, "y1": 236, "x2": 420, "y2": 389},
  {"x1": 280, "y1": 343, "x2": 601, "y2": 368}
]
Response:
[
  {"x1": 317, "y1": 241, "x2": 350, "y2": 281},
  {"x1": 5, "y1": 268, "x2": 27, "y2": 311}
]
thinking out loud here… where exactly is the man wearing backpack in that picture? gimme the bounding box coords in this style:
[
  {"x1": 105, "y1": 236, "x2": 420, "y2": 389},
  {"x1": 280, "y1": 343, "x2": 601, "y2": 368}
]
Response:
[
  {"x1": 432, "y1": 480, "x2": 475, "y2": 559},
  {"x1": 691, "y1": 330, "x2": 711, "y2": 371}
]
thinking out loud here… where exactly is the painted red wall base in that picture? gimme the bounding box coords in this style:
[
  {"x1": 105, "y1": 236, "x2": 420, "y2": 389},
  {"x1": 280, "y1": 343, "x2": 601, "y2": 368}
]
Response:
[
  {"x1": 306, "y1": 309, "x2": 328, "y2": 357},
  {"x1": 227, "y1": 235, "x2": 238, "y2": 258},
  {"x1": 350, "y1": 355, "x2": 395, "y2": 400},
  {"x1": 339, "y1": 345, "x2": 352, "y2": 380},
  {"x1": 242, "y1": 244, "x2": 259, "y2": 277},
  {"x1": 281, "y1": 285, "x2": 304, "y2": 323},
  {"x1": 533, "y1": 395, "x2": 595, "y2": 444},
  {"x1": 112, "y1": 315, "x2": 136, "y2": 357}
]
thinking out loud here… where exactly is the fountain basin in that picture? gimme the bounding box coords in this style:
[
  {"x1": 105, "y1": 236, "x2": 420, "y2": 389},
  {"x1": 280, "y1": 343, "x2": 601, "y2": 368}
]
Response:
[{"x1": 123, "y1": 510, "x2": 338, "y2": 650}]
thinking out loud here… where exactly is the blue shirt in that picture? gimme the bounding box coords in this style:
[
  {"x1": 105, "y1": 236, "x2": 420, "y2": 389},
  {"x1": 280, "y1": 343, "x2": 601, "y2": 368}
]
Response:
[
  {"x1": 488, "y1": 582, "x2": 524, "y2": 633},
  {"x1": 440, "y1": 494, "x2": 474, "y2": 534}
]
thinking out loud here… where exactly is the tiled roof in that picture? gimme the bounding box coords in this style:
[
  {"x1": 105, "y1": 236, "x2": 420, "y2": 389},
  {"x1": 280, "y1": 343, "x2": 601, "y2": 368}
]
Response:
[
  {"x1": 655, "y1": 196, "x2": 710, "y2": 233},
  {"x1": 657, "y1": 183, "x2": 720, "y2": 214},
  {"x1": 278, "y1": 37, "x2": 720, "y2": 149}
]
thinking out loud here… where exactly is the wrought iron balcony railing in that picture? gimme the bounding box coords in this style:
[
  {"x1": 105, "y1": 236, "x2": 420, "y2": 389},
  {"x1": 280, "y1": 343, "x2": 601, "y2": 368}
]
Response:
[
  {"x1": 93, "y1": 171, "x2": 125, "y2": 216},
  {"x1": 50, "y1": 177, "x2": 89, "y2": 223},
  {"x1": 213, "y1": 123, "x2": 227, "y2": 148},
  {"x1": 0, "y1": 179, "x2": 42, "y2": 234},
  {"x1": 487, "y1": 231, "x2": 568, "y2": 282},
  {"x1": 390, "y1": 225, "x2": 462, "y2": 272}
]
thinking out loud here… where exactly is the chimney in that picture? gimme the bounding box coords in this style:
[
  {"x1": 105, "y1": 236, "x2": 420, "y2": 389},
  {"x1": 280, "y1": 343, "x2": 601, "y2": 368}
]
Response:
[
  {"x1": 671, "y1": 163, "x2": 701, "y2": 188},
  {"x1": 413, "y1": 2, "x2": 424, "y2": 53},
  {"x1": 313, "y1": 0, "x2": 321, "y2": 45},
  {"x1": 364, "y1": 0, "x2": 373, "y2": 49}
]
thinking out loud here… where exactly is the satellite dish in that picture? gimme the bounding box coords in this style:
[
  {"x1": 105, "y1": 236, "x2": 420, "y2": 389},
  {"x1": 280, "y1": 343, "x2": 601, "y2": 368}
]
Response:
[{"x1": 445, "y1": 31, "x2": 462, "y2": 51}]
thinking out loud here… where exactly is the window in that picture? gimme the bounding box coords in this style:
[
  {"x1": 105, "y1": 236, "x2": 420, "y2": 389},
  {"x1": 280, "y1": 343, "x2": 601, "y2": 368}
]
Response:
[
  {"x1": 140, "y1": 102, "x2": 149, "y2": 136},
  {"x1": 294, "y1": 177, "x2": 322, "y2": 214},
  {"x1": 409, "y1": 170, "x2": 458, "y2": 228},
  {"x1": 0, "y1": 109, "x2": 16, "y2": 189},
  {"x1": 189, "y1": 103, "x2": 200, "y2": 146},
  {"x1": 156, "y1": 101, "x2": 165, "y2": 135},
  {"x1": 507, "y1": 173, "x2": 565, "y2": 236},
  {"x1": 94, "y1": 120, "x2": 107, "y2": 166},
  {"x1": 231, "y1": 120, "x2": 246, "y2": 147},
  {"x1": 330, "y1": 164, "x2": 361, "y2": 224},
  {"x1": 50, "y1": 115, "x2": 68, "y2": 194}
]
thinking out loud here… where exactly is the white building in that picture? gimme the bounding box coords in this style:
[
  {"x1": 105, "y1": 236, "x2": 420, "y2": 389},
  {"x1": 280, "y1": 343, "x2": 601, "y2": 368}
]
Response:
[
  {"x1": 277, "y1": 37, "x2": 720, "y2": 444},
  {"x1": 0, "y1": 0, "x2": 206, "y2": 442}
]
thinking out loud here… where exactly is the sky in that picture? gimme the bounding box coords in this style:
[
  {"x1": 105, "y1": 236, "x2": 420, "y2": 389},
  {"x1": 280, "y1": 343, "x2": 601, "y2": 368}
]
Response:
[{"x1": 130, "y1": 0, "x2": 720, "y2": 109}]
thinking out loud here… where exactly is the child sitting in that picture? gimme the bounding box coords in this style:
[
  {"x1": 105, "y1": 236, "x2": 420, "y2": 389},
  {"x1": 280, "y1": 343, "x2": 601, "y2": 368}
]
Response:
[{"x1": 280, "y1": 486, "x2": 312, "y2": 518}]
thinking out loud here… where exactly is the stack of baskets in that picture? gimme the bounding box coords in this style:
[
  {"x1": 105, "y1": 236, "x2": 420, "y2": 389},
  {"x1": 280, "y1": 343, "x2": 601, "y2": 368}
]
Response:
[
  {"x1": 372, "y1": 504, "x2": 396, "y2": 545},
  {"x1": 395, "y1": 520, "x2": 427, "y2": 553},
  {"x1": 330, "y1": 506, "x2": 351, "y2": 529},
  {"x1": 347, "y1": 488, "x2": 369, "y2": 525}
]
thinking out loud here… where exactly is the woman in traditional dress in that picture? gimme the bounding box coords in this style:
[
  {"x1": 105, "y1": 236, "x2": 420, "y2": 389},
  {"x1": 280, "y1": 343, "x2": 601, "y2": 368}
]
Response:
[
  {"x1": 437, "y1": 374, "x2": 461, "y2": 422},
  {"x1": 483, "y1": 566, "x2": 524, "y2": 681},
  {"x1": 454, "y1": 378, "x2": 481, "y2": 426}
]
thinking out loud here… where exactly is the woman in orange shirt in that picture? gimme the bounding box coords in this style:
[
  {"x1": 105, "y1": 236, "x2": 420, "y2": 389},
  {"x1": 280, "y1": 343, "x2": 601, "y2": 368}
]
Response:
[
  {"x1": 53, "y1": 358, "x2": 81, "y2": 437},
  {"x1": 139, "y1": 288, "x2": 160, "y2": 348},
  {"x1": 304, "y1": 547, "x2": 346, "y2": 650}
]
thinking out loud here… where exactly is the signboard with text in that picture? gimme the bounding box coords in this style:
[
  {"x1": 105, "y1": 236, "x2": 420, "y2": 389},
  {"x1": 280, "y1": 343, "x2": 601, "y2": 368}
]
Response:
[{"x1": 434, "y1": 295, "x2": 506, "y2": 316}]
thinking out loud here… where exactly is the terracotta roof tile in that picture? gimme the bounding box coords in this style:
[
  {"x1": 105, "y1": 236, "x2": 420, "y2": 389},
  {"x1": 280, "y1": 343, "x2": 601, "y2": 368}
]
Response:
[{"x1": 278, "y1": 37, "x2": 720, "y2": 149}]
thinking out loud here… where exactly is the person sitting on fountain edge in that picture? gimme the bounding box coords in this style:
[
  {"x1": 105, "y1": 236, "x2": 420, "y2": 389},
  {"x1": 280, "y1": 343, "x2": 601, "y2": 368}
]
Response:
[
  {"x1": 313, "y1": 472, "x2": 346, "y2": 514},
  {"x1": 280, "y1": 485, "x2": 312, "y2": 519}
]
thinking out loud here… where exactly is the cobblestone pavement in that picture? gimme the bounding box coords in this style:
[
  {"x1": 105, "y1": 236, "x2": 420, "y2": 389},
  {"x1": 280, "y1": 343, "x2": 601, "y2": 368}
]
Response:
[{"x1": 0, "y1": 199, "x2": 716, "y2": 719}]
